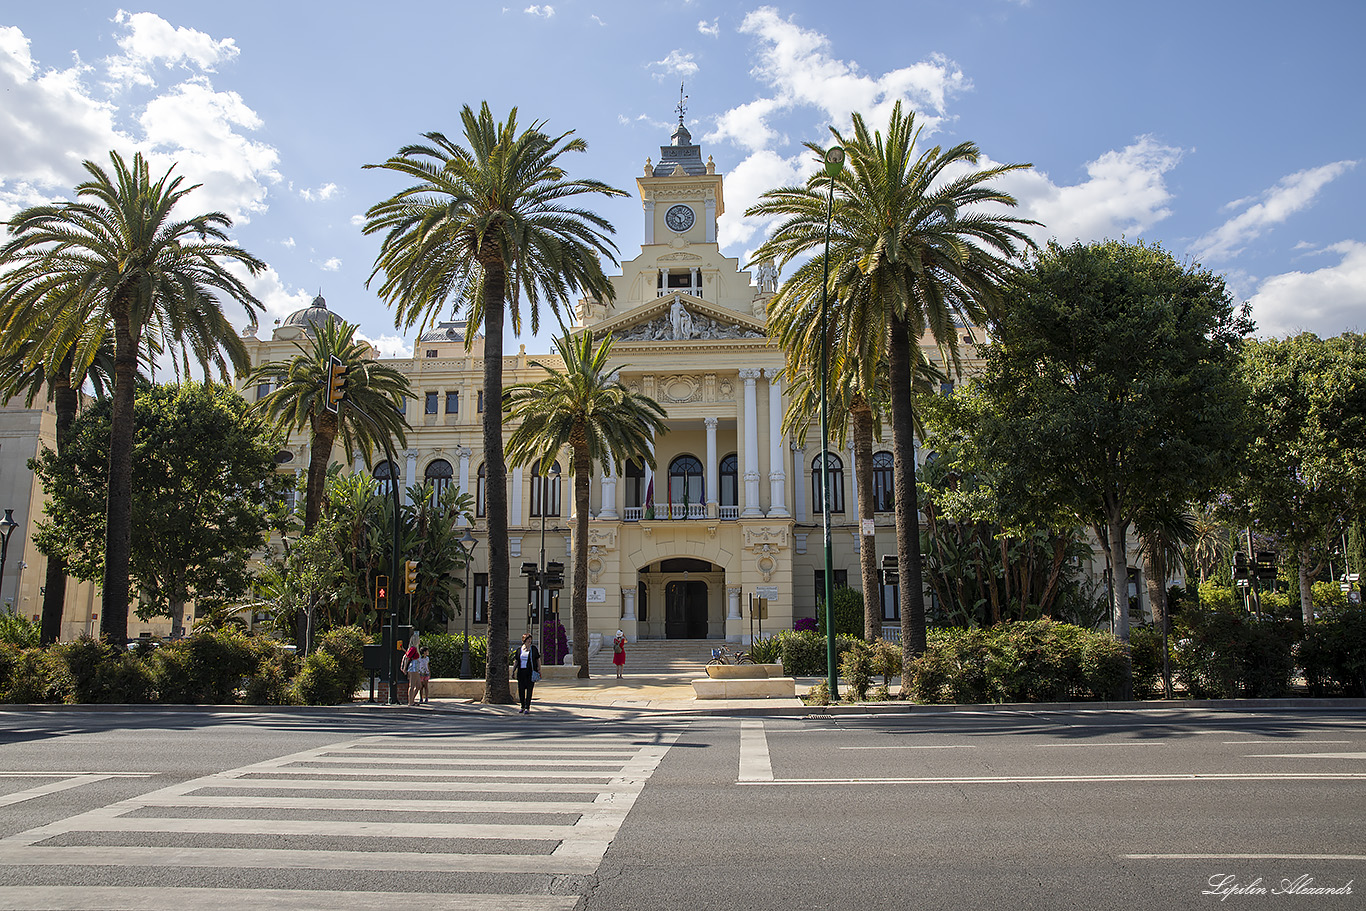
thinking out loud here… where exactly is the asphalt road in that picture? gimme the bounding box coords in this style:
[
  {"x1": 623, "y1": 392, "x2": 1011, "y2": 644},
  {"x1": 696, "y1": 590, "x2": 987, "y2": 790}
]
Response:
[{"x1": 0, "y1": 706, "x2": 1360, "y2": 910}]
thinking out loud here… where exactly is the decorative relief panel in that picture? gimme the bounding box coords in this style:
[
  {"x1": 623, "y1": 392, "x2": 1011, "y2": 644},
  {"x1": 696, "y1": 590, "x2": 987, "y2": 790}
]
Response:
[
  {"x1": 744, "y1": 526, "x2": 790, "y2": 550},
  {"x1": 587, "y1": 527, "x2": 617, "y2": 551},
  {"x1": 659, "y1": 374, "x2": 703, "y2": 404}
]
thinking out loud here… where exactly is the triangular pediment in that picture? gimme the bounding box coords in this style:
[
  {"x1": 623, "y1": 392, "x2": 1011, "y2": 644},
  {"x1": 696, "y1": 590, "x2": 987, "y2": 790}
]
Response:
[{"x1": 594, "y1": 293, "x2": 766, "y2": 343}]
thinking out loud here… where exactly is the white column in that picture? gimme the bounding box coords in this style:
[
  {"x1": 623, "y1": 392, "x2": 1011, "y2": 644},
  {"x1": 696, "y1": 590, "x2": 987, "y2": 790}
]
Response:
[
  {"x1": 405, "y1": 450, "x2": 419, "y2": 503},
  {"x1": 705, "y1": 416, "x2": 718, "y2": 518},
  {"x1": 600, "y1": 468, "x2": 619, "y2": 519},
  {"x1": 643, "y1": 199, "x2": 655, "y2": 245},
  {"x1": 847, "y1": 440, "x2": 859, "y2": 519},
  {"x1": 792, "y1": 441, "x2": 807, "y2": 524},
  {"x1": 690, "y1": 267, "x2": 700, "y2": 297},
  {"x1": 740, "y1": 369, "x2": 762, "y2": 516},
  {"x1": 456, "y1": 446, "x2": 472, "y2": 524},
  {"x1": 353, "y1": 454, "x2": 364, "y2": 475},
  {"x1": 511, "y1": 465, "x2": 524, "y2": 526},
  {"x1": 765, "y1": 369, "x2": 789, "y2": 517},
  {"x1": 705, "y1": 197, "x2": 717, "y2": 243},
  {"x1": 622, "y1": 586, "x2": 637, "y2": 621},
  {"x1": 644, "y1": 436, "x2": 656, "y2": 513}
]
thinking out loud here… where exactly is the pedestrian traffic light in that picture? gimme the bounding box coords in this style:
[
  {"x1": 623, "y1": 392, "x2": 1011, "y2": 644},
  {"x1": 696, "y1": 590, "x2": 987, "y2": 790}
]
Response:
[
  {"x1": 405, "y1": 560, "x2": 418, "y2": 594},
  {"x1": 375, "y1": 575, "x2": 389, "y2": 613},
  {"x1": 881, "y1": 554, "x2": 899, "y2": 587},
  {"x1": 1254, "y1": 551, "x2": 1278, "y2": 582},
  {"x1": 544, "y1": 561, "x2": 564, "y2": 590},
  {"x1": 325, "y1": 354, "x2": 347, "y2": 413}
]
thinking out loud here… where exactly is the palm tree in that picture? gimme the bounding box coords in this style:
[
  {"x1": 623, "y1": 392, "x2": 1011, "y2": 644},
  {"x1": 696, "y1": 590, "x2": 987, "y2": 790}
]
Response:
[
  {"x1": 0, "y1": 151, "x2": 265, "y2": 646},
  {"x1": 364, "y1": 103, "x2": 626, "y2": 703},
  {"x1": 748, "y1": 102, "x2": 1035, "y2": 662},
  {"x1": 0, "y1": 322, "x2": 114, "y2": 645},
  {"x1": 505, "y1": 329, "x2": 667, "y2": 678},
  {"x1": 248, "y1": 318, "x2": 411, "y2": 536}
]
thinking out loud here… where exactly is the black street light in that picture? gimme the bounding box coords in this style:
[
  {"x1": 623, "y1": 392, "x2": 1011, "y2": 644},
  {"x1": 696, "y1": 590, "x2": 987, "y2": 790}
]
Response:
[
  {"x1": 539, "y1": 461, "x2": 561, "y2": 659},
  {"x1": 817, "y1": 144, "x2": 845, "y2": 700},
  {"x1": 0, "y1": 509, "x2": 18, "y2": 613},
  {"x1": 459, "y1": 527, "x2": 477, "y2": 679}
]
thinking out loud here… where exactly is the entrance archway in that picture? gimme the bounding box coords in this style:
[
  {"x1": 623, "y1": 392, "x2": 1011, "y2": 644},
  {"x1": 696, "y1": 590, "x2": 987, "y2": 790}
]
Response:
[{"x1": 664, "y1": 580, "x2": 709, "y2": 638}]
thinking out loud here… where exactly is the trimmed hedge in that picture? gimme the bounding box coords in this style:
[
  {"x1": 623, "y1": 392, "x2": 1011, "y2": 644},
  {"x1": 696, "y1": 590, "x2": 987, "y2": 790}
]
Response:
[
  {"x1": 419, "y1": 632, "x2": 488, "y2": 678},
  {"x1": 750, "y1": 630, "x2": 861, "y2": 676},
  {"x1": 1297, "y1": 606, "x2": 1366, "y2": 697},
  {"x1": 905, "y1": 620, "x2": 1128, "y2": 703}
]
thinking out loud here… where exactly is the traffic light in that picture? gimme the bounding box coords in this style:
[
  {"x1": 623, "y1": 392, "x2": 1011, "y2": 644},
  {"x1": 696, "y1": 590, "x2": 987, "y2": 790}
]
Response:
[
  {"x1": 374, "y1": 575, "x2": 390, "y2": 613},
  {"x1": 325, "y1": 354, "x2": 347, "y2": 413},
  {"x1": 881, "y1": 554, "x2": 899, "y2": 587},
  {"x1": 1232, "y1": 551, "x2": 1249, "y2": 581},
  {"x1": 1254, "y1": 551, "x2": 1278, "y2": 582},
  {"x1": 405, "y1": 560, "x2": 418, "y2": 594},
  {"x1": 544, "y1": 561, "x2": 565, "y2": 590}
]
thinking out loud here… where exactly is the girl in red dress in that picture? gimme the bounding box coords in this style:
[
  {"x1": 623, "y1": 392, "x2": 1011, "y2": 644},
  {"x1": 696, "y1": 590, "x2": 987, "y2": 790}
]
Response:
[{"x1": 612, "y1": 630, "x2": 626, "y2": 678}]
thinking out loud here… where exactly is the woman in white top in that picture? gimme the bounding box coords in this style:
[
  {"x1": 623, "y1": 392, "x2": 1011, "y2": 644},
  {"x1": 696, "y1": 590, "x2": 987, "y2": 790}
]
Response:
[{"x1": 515, "y1": 632, "x2": 541, "y2": 714}]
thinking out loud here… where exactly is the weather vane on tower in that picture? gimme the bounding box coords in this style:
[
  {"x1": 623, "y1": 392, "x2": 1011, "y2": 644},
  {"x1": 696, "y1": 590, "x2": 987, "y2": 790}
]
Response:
[{"x1": 677, "y1": 82, "x2": 688, "y2": 125}]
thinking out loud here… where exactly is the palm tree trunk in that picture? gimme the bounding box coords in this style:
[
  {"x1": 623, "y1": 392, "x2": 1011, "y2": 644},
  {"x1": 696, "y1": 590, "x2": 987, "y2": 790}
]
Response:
[
  {"x1": 39, "y1": 362, "x2": 77, "y2": 646},
  {"x1": 302, "y1": 420, "x2": 337, "y2": 535},
  {"x1": 573, "y1": 441, "x2": 591, "y2": 678},
  {"x1": 1298, "y1": 549, "x2": 1315, "y2": 625},
  {"x1": 889, "y1": 315, "x2": 927, "y2": 662},
  {"x1": 1143, "y1": 539, "x2": 1167, "y2": 630},
  {"x1": 100, "y1": 306, "x2": 138, "y2": 647},
  {"x1": 852, "y1": 403, "x2": 879, "y2": 641},
  {"x1": 481, "y1": 266, "x2": 514, "y2": 704}
]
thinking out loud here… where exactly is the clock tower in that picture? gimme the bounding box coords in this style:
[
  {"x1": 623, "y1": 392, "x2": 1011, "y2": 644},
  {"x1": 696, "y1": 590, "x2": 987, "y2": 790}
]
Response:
[{"x1": 638, "y1": 91, "x2": 724, "y2": 248}]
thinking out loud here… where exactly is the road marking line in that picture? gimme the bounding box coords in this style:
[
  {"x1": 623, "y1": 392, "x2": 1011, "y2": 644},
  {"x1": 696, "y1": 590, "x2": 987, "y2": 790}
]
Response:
[
  {"x1": 55, "y1": 816, "x2": 578, "y2": 840},
  {"x1": 0, "y1": 776, "x2": 116, "y2": 809},
  {"x1": 132, "y1": 795, "x2": 594, "y2": 813},
  {"x1": 0, "y1": 772, "x2": 156, "y2": 777},
  {"x1": 250, "y1": 767, "x2": 627, "y2": 779},
  {"x1": 0, "y1": 845, "x2": 597, "y2": 873},
  {"x1": 1127, "y1": 853, "x2": 1366, "y2": 861},
  {"x1": 301, "y1": 756, "x2": 630, "y2": 767},
  {"x1": 192, "y1": 778, "x2": 607, "y2": 794},
  {"x1": 738, "y1": 720, "x2": 773, "y2": 782},
  {"x1": 1035, "y1": 742, "x2": 1169, "y2": 747},
  {"x1": 838, "y1": 745, "x2": 977, "y2": 750},
  {"x1": 1245, "y1": 752, "x2": 1366, "y2": 759},
  {"x1": 739, "y1": 772, "x2": 1366, "y2": 786},
  {"x1": 0, "y1": 886, "x2": 578, "y2": 911},
  {"x1": 1224, "y1": 740, "x2": 1350, "y2": 744}
]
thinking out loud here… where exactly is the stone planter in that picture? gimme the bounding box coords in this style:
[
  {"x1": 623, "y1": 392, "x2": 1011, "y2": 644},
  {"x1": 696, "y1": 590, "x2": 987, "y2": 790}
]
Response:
[{"x1": 706, "y1": 664, "x2": 769, "y2": 679}]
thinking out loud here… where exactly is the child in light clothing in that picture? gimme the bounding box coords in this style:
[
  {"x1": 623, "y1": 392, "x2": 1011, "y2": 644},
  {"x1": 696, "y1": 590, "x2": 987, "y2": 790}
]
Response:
[{"x1": 418, "y1": 648, "x2": 431, "y2": 703}]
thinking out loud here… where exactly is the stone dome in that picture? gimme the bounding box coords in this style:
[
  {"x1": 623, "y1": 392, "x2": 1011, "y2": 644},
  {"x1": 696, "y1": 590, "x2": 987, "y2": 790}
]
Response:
[{"x1": 281, "y1": 294, "x2": 336, "y2": 335}]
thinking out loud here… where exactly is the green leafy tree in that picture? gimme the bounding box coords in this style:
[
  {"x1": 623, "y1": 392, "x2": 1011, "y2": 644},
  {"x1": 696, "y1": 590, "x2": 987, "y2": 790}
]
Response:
[
  {"x1": 364, "y1": 104, "x2": 627, "y2": 703},
  {"x1": 1223, "y1": 333, "x2": 1366, "y2": 622},
  {"x1": 974, "y1": 239, "x2": 1252, "y2": 652},
  {"x1": 749, "y1": 101, "x2": 1035, "y2": 663},
  {"x1": 505, "y1": 329, "x2": 667, "y2": 677},
  {"x1": 30, "y1": 383, "x2": 290, "y2": 635},
  {"x1": 248, "y1": 318, "x2": 411, "y2": 536},
  {"x1": 0, "y1": 151, "x2": 265, "y2": 645}
]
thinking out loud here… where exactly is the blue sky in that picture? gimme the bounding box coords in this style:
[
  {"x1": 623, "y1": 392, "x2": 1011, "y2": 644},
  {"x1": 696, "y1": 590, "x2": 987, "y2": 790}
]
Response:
[{"x1": 2, "y1": 2, "x2": 1362, "y2": 357}]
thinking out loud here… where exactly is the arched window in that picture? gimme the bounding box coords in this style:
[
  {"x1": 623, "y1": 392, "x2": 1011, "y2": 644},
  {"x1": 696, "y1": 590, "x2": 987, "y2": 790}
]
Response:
[
  {"x1": 625, "y1": 459, "x2": 646, "y2": 508},
  {"x1": 719, "y1": 453, "x2": 738, "y2": 509},
  {"x1": 372, "y1": 459, "x2": 398, "y2": 482},
  {"x1": 669, "y1": 455, "x2": 704, "y2": 510},
  {"x1": 425, "y1": 458, "x2": 454, "y2": 504},
  {"x1": 476, "y1": 463, "x2": 486, "y2": 517},
  {"x1": 811, "y1": 452, "x2": 845, "y2": 514},
  {"x1": 872, "y1": 451, "x2": 894, "y2": 512},
  {"x1": 531, "y1": 461, "x2": 562, "y2": 518}
]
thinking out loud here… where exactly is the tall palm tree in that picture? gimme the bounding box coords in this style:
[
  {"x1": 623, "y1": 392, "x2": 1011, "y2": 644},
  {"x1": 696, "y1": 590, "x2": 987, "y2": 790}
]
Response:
[
  {"x1": 1, "y1": 151, "x2": 265, "y2": 646},
  {"x1": 0, "y1": 320, "x2": 114, "y2": 645},
  {"x1": 364, "y1": 103, "x2": 626, "y2": 703},
  {"x1": 749, "y1": 102, "x2": 1035, "y2": 662},
  {"x1": 248, "y1": 318, "x2": 411, "y2": 536},
  {"x1": 505, "y1": 329, "x2": 667, "y2": 678}
]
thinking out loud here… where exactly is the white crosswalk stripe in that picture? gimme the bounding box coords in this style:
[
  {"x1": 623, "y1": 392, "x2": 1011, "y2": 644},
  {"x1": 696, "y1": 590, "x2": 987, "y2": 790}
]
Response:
[{"x1": 0, "y1": 728, "x2": 681, "y2": 909}]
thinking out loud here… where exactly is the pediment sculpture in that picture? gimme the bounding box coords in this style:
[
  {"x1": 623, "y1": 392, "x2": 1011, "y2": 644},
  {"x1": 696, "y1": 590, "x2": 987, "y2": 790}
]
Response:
[{"x1": 614, "y1": 298, "x2": 765, "y2": 342}]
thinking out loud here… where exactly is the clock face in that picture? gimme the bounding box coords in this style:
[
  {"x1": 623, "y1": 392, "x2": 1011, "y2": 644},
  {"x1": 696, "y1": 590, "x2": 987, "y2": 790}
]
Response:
[{"x1": 664, "y1": 204, "x2": 695, "y2": 233}]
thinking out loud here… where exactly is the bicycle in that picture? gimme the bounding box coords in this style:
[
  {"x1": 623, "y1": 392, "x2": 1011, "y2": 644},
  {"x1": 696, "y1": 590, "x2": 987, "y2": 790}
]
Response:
[{"x1": 707, "y1": 646, "x2": 755, "y2": 666}]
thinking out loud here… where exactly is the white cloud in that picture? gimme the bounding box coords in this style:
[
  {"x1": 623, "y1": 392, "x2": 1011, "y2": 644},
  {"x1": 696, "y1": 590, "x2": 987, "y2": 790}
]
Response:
[
  {"x1": 652, "y1": 50, "x2": 698, "y2": 79},
  {"x1": 227, "y1": 261, "x2": 312, "y2": 331},
  {"x1": 1246, "y1": 241, "x2": 1366, "y2": 338},
  {"x1": 281, "y1": 237, "x2": 295, "y2": 248},
  {"x1": 698, "y1": 18, "x2": 720, "y2": 37},
  {"x1": 350, "y1": 213, "x2": 366, "y2": 227},
  {"x1": 994, "y1": 136, "x2": 1185, "y2": 246},
  {"x1": 524, "y1": 5, "x2": 555, "y2": 18},
  {"x1": 299, "y1": 181, "x2": 339, "y2": 202},
  {"x1": 591, "y1": 14, "x2": 606, "y2": 26},
  {"x1": 718, "y1": 148, "x2": 807, "y2": 249},
  {"x1": 359, "y1": 333, "x2": 413, "y2": 359},
  {"x1": 319, "y1": 257, "x2": 342, "y2": 272},
  {"x1": 105, "y1": 11, "x2": 239, "y2": 89},
  {"x1": 1192, "y1": 160, "x2": 1358, "y2": 262}
]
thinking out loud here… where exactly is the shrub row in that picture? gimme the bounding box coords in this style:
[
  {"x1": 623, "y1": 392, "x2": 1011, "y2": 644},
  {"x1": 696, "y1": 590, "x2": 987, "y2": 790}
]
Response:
[
  {"x1": 905, "y1": 620, "x2": 1128, "y2": 703},
  {"x1": 748, "y1": 629, "x2": 862, "y2": 676},
  {"x1": 0, "y1": 626, "x2": 368, "y2": 706}
]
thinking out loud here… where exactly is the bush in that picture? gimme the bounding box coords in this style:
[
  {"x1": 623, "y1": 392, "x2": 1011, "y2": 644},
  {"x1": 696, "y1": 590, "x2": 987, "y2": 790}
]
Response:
[
  {"x1": 1173, "y1": 609, "x2": 1298, "y2": 698},
  {"x1": 316, "y1": 625, "x2": 366, "y2": 700},
  {"x1": 746, "y1": 635, "x2": 781, "y2": 665},
  {"x1": 765, "y1": 630, "x2": 860, "y2": 676},
  {"x1": 243, "y1": 648, "x2": 297, "y2": 705},
  {"x1": 1128, "y1": 625, "x2": 1165, "y2": 699},
  {"x1": 793, "y1": 617, "x2": 817, "y2": 633},
  {"x1": 2, "y1": 646, "x2": 72, "y2": 703},
  {"x1": 291, "y1": 650, "x2": 349, "y2": 705},
  {"x1": 816, "y1": 587, "x2": 865, "y2": 638},
  {"x1": 0, "y1": 614, "x2": 39, "y2": 648},
  {"x1": 905, "y1": 621, "x2": 1128, "y2": 704},
  {"x1": 420, "y1": 632, "x2": 487, "y2": 678},
  {"x1": 1297, "y1": 606, "x2": 1366, "y2": 696}
]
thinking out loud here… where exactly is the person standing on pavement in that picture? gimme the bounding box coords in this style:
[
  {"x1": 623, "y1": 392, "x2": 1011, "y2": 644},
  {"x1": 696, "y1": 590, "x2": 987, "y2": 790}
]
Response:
[
  {"x1": 417, "y1": 647, "x2": 431, "y2": 704},
  {"x1": 515, "y1": 632, "x2": 541, "y2": 714},
  {"x1": 612, "y1": 629, "x2": 626, "y2": 679},
  {"x1": 403, "y1": 634, "x2": 421, "y2": 706}
]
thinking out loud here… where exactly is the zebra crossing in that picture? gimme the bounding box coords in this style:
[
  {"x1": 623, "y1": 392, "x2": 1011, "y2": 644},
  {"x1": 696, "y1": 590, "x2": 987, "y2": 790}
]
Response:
[{"x1": 0, "y1": 726, "x2": 681, "y2": 910}]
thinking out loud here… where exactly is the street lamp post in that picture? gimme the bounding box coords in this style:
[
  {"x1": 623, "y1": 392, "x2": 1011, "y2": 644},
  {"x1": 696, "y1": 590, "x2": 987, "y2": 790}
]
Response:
[
  {"x1": 459, "y1": 528, "x2": 477, "y2": 679},
  {"x1": 818, "y1": 145, "x2": 845, "y2": 700},
  {"x1": 0, "y1": 510, "x2": 18, "y2": 614},
  {"x1": 539, "y1": 461, "x2": 561, "y2": 660}
]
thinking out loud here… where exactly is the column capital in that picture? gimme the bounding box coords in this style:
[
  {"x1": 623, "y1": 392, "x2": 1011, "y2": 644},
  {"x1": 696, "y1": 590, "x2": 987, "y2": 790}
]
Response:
[
  {"x1": 455, "y1": 445, "x2": 472, "y2": 462},
  {"x1": 405, "y1": 449, "x2": 420, "y2": 461},
  {"x1": 763, "y1": 367, "x2": 783, "y2": 381},
  {"x1": 738, "y1": 368, "x2": 761, "y2": 382},
  {"x1": 704, "y1": 416, "x2": 718, "y2": 428}
]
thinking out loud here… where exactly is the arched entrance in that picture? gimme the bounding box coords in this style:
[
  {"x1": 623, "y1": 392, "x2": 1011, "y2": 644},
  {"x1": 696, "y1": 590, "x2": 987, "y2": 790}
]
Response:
[
  {"x1": 665, "y1": 580, "x2": 709, "y2": 638},
  {"x1": 636, "y1": 557, "x2": 722, "y2": 639}
]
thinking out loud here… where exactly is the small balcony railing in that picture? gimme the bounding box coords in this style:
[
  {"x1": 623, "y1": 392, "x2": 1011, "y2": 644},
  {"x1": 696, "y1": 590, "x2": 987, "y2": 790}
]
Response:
[{"x1": 621, "y1": 503, "x2": 721, "y2": 522}]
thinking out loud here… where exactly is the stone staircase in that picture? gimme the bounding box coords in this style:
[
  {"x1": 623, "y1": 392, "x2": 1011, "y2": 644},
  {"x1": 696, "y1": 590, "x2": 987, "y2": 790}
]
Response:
[{"x1": 613, "y1": 638, "x2": 719, "y2": 676}]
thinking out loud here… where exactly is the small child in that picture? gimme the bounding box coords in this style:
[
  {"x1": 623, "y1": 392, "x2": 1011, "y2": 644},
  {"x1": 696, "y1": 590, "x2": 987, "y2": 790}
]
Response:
[{"x1": 418, "y1": 648, "x2": 431, "y2": 703}]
